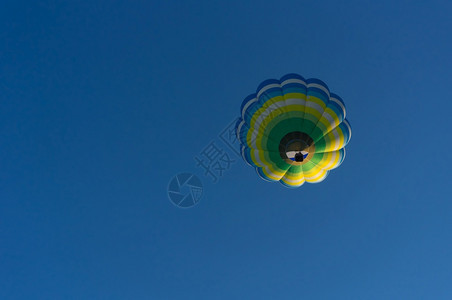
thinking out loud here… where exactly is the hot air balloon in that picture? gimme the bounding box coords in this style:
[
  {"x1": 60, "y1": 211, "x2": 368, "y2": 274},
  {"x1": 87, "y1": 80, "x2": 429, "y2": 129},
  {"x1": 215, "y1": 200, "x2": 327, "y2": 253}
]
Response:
[{"x1": 236, "y1": 73, "x2": 351, "y2": 188}]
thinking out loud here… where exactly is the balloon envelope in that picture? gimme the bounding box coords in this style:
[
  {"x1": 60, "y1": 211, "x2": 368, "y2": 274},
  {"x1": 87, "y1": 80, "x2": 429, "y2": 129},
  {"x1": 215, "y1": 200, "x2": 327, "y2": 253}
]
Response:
[{"x1": 236, "y1": 73, "x2": 352, "y2": 188}]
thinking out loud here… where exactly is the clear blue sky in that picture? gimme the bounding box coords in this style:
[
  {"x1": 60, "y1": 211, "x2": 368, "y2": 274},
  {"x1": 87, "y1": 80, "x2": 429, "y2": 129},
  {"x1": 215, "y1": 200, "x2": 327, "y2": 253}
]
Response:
[{"x1": 1, "y1": 0, "x2": 452, "y2": 299}]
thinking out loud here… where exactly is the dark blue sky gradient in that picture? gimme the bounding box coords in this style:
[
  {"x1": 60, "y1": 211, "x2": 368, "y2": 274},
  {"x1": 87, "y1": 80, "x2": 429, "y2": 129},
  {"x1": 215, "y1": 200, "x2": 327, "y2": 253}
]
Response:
[{"x1": 1, "y1": 1, "x2": 452, "y2": 299}]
